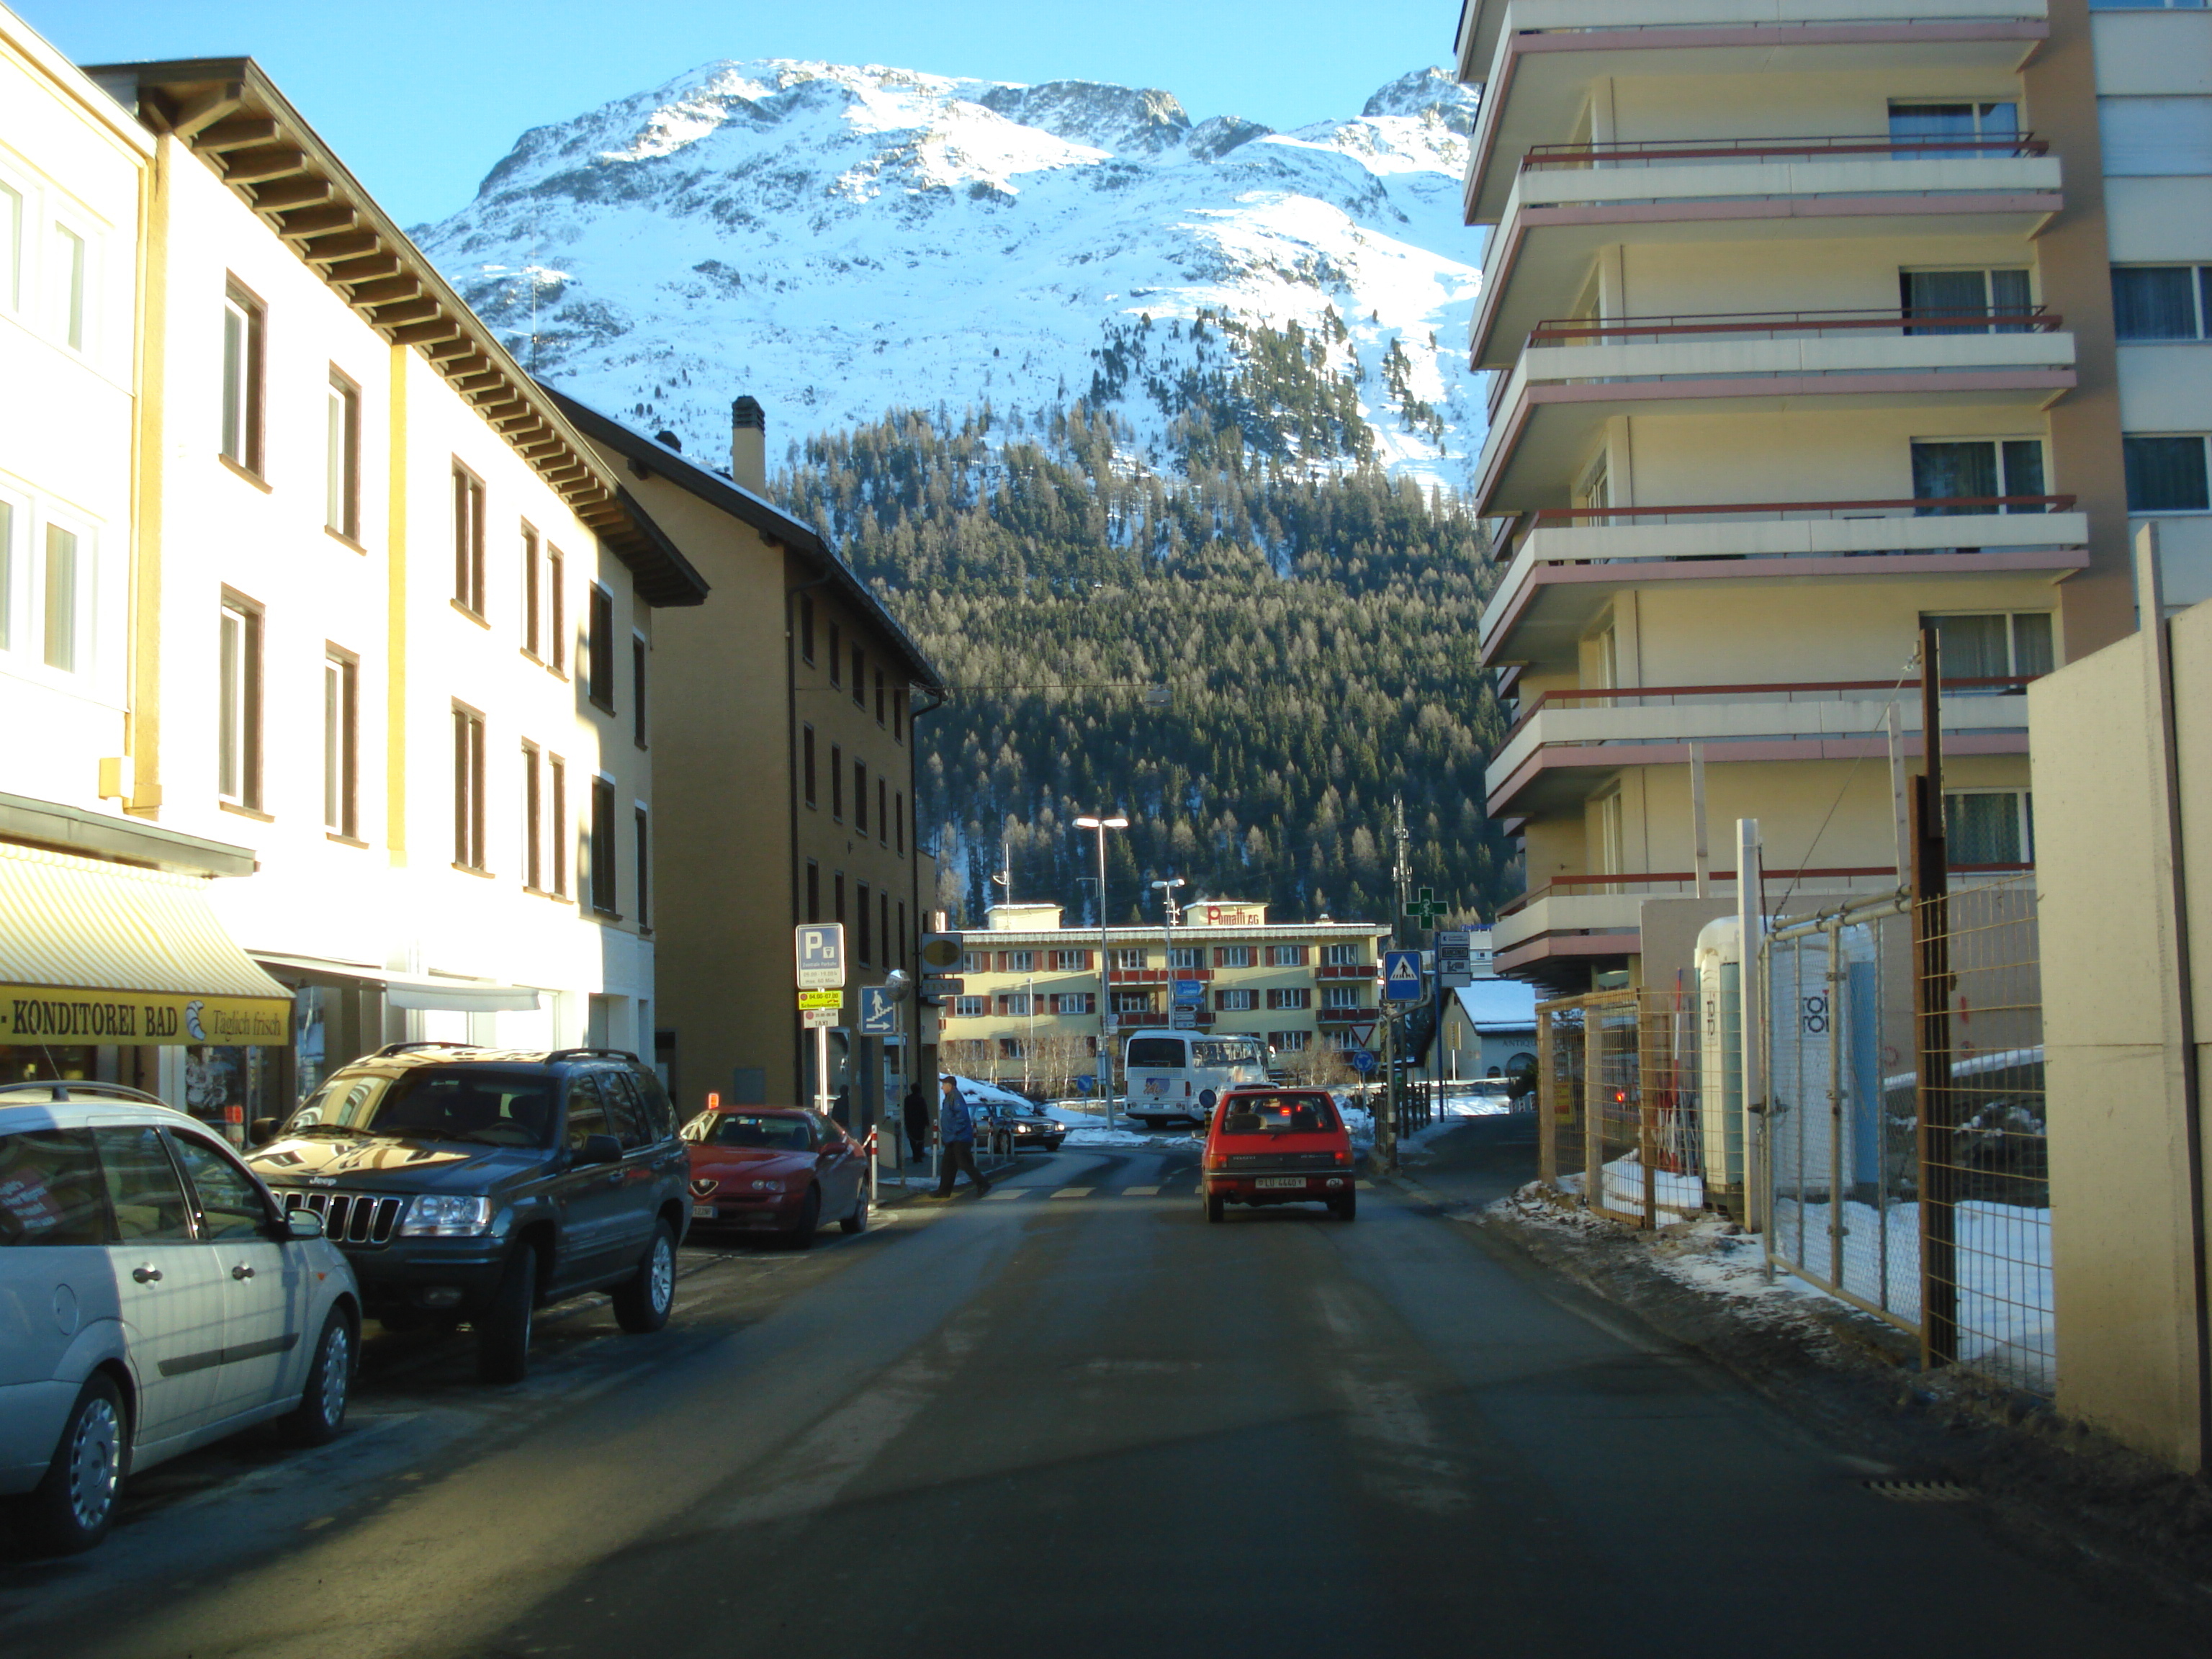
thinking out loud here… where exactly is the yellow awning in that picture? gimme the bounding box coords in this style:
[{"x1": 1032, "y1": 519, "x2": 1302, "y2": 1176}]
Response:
[{"x1": 0, "y1": 841, "x2": 291, "y2": 1046}]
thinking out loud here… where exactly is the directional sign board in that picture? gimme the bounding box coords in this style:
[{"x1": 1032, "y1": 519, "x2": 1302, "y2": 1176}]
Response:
[
  {"x1": 796, "y1": 989, "x2": 844, "y2": 1012},
  {"x1": 858, "y1": 986, "x2": 899, "y2": 1035},
  {"x1": 920, "y1": 976, "x2": 964, "y2": 1001},
  {"x1": 1382, "y1": 949, "x2": 1424, "y2": 1003},
  {"x1": 1170, "y1": 1007, "x2": 1199, "y2": 1030},
  {"x1": 1170, "y1": 977, "x2": 1205, "y2": 1008},
  {"x1": 794, "y1": 924, "x2": 845, "y2": 990},
  {"x1": 801, "y1": 1006, "x2": 840, "y2": 1030}
]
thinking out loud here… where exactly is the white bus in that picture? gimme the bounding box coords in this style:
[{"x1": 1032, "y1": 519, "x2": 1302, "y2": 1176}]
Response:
[{"x1": 1122, "y1": 1029, "x2": 1269, "y2": 1127}]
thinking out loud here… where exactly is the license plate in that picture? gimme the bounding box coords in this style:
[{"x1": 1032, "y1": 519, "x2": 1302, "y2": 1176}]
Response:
[
  {"x1": 1255, "y1": 1176, "x2": 1307, "y2": 1190},
  {"x1": 691, "y1": 1202, "x2": 717, "y2": 1218}
]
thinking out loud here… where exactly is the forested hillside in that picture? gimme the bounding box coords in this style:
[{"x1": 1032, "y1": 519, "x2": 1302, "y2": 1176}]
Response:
[{"x1": 775, "y1": 383, "x2": 1519, "y2": 930}]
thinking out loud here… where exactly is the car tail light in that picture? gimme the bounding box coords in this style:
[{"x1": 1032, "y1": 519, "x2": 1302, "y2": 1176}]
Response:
[{"x1": 1334, "y1": 1151, "x2": 1350, "y2": 1166}]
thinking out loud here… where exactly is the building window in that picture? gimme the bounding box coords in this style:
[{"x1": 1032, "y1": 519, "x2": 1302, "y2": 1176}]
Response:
[
  {"x1": 1899, "y1": 269, "x2": 2033, "y2": 333},
  {"x1": 1266, "y1": 945, "x2": 1307, "y2": 967},
  {"x1": 40, "y1": 520, "x2": 81, "y2": 673},
  {"x1": 1053, "y1": 992, "x2": 1095, "y2": 1015},
  {"x1": 0, "y1": 498, "x2": 14, "y2": 652},
  {"x1": 954, "y1": 996, "x2": 986, "y2": 1018},
  {"x1": 1110, "y1": 948, "x2": 1146, "y2": 970},
  {"x1": 1110, "y1": 990, "x2": 1154, "y2": 1015},
  {"x1": 1923, "y1": 612, "x2": 2054, "y2": 679},
  {"x1": 799, "y1": 592, "x2": 816, "y2": 663},
  {"x1": 1323, "y1": 943, "x2": 1360, "y2": 966},
  {"x1": 546, "y1": 547, "x2": 565, "y2": 670},
  {"x1": 1005, "y1": 950, "x2": 1034, "y2": 973},
  {"x1": 452, "y1": 705, "x2": 487, "y2": 870},
  {"x1": 451, "y1": 463, "x2": 485, "y2": 613},
  {"x1": 999, "y1": 1038, "x2": 1025, "y2": 1061},
  {"x1": 218, "y1": 597, "x2": 262, "y2": 808},
  {"x1": 2110, "y1": 266, "x2": 2211, "y2": 340},
  {"x1": 1167, "y1": 946, "x2": 1201, "y2": 969},
  {"x1": 1217, "y1": 989, "x2": 1257, "y2": 1012},
  {"x1": 962, "y1": 951, "x2": 992, "y2": 974},
  {"x1": 2124, "y1": 435, "x2": 2211, "y2": 512},
  {"x1": 998, "y1": 992, "x2": 1030, "y2": 1017},
  {"x1": 878, "y1": 778, "x2": 888, "y2": 845},
  {"x1": 855, "y1": 760, "x2": 868, "y2": 833},
  {"x1": 1888, "y1": 100, "x2": 2018, "y2": 157},
  {"x1": 806, "y1": 860, "x2": 820, "y2": 923},
  {"x1": 1215, "y1": 945, "x2": 1255, "y2": 968},
  {"x1": 858, "y1": 882, "x2": 873, "y2": 965},
  {"x1": 828, "y1": 622, "x2": 841, "y2": 686},
  {"x1": 632, "y1": 637, "x2": 648, "y2": 747},
  {"x1": 327, "y1": 372, "x2": 361, "y2": 539},
  {"x1": 220, "y1": 281, "x2": 264, "y2": 473},
  {"x1": 803, "y1": 726, "x2": 817, "y2": 807},
  {"x1": 2099, "y1": 95, "x2": 2212, "y2": 178},
  {"x1": 893, "y1": 688, "x2": 905, "y2": 745},
  {"x1": 587, "y1": 584, "x2": 615, "y2": 711},
  {"x1": 1270, "y1": 1030, "x2": 1311, "y2": 1053},
  {"x1": 875, "y1": 667, "x2": 886, "y2": 725},
  {"x1": 0, "y1": 180, "x2": 18, "y2": 312},
  {"x1": 895, "y1": 791, "x2": 905, "y2": 855},
  {"x1": 897, "y1": 901, "x2": 907, "y2": 968},
  {"x1": 521, "y1": 524, "x2": 541, "y2": 655},
  {"x1": 830, "y1": 745, "x2": 844, "y2": 819},
  {"x1": 1267, "y1": 988, "x2": 1313, "y2": 1010},
  {"x1": 851, "y1": 643, "x2": 865, "y2": 707},
  {"x1": 1910, "y1": 439, "x2": 2044, "y2": 512},
  {"x1": 1053, "y1": 949, "x2": 1092, "y2": 971},
  {"x1": 1323, "y1": 986, "x2": 1361, "y2": 1010},
  {"x1": 51, "y1": 223, "x2": 85, "y2": 351},
  {"x1": 590, "y1": 775, "x2": 617, "y2": 913},
  {"x1": 834, "y1": 871, "x2": 846, "y2": 925},
  {"x1": 324, "y1": 649, "x2": 358, "y2": 837},
  {"x1": 881, "y1": 892, "x2": 892, "y2": 970},
  {"x1": 545, "y1": 755, "x2": 567, "y2": 896},
  {"x1": 521, "y1": 742, "x2": 542, "y2": 888},
  {"x1": 635, "y1": 806, "x2": 651, "y2": 928},
  {"x1": 1945, "y1": 790, "x2": 2033, "y2": 866}
]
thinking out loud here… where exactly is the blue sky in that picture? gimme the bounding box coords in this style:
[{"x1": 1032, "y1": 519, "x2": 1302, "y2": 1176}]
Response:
[{"x1": 23, "y1": 0, "x2": 1465, "y2": 228}]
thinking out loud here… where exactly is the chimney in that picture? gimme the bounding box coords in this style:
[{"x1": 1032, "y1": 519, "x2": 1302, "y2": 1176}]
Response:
[{"x1": 730, "y1": 397, "x2": 766, "y2": 493}]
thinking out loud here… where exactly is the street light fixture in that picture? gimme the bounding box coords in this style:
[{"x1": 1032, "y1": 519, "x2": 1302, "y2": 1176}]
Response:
[
  {"x1": 1075, "y1": 814, "x2": 1129, "y2": 1126},
  {"x1": 1151, "y1": 876, "x2": 1185, "y2": 1031}
]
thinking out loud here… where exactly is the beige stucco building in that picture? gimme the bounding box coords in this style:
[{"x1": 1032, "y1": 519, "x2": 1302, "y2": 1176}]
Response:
[
  {"x1": 1455, "y1": 0, "x2": 2207, "y2": 994},
  {"x1": 938, "y1": 902, "x2": 1389, "y2": 1090}
]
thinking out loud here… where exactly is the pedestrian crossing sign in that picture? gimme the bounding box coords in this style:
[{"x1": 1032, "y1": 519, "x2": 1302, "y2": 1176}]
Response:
[{"x1": 1382, "y1": 949, "x2": 1423, "y2": 1002}]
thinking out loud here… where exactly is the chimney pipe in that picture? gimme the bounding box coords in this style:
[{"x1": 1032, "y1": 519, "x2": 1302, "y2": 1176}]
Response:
[{"x1": 731, "y1": 396, "x2": 766, "y2": 493}]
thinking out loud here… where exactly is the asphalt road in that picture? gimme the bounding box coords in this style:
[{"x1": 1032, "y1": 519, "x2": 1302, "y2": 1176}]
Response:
[{"x1": 2, "y1": 1123, "x2": 2201, "y2": 1658}]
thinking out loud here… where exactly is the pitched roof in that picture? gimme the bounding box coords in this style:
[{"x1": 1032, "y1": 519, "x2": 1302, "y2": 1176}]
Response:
[{"x1": 1452, "y1": 979, "x2": 1539, "y2": 1030}]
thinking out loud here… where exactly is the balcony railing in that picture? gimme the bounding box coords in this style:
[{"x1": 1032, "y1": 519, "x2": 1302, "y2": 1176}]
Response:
[
  {"x1": 1500, "y1": 675, "x2": 2036, "y2": 747},
  {"x1": 1521, "y1": 133, "x2": 2049, "y2": 171},
  {"x1": 1527, "y1": 306, "x2": 2060, "y2": 348},
  {"x1": 1498, "y1": 862, "x2": 2033, "y2": 919},
  {"x1": 1498, "y1": 494, "x2": 2073, "y2": 562}
]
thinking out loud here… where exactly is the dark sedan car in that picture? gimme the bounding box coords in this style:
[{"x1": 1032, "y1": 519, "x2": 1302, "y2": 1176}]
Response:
[{"x1": 977, "y1": 1098, "x2": 1066, "y2": 1154}]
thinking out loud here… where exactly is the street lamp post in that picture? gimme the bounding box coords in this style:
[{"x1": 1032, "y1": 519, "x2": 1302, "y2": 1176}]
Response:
[
  {"x1": 1075, "y1": 813, "x2": 1129, "y2": 1128},
  {"x1": 1151, "y1": 875, "x2": 1184, "y2": 1030}
]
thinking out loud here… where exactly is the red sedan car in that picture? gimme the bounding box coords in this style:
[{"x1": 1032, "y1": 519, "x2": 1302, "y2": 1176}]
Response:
[
  {"x1": 681, "y1": 1105, "x2": 868, "y2": 1248},
  {"x1": 1200, "y1": 1087, "x2": 1357, "y2": 1223}
]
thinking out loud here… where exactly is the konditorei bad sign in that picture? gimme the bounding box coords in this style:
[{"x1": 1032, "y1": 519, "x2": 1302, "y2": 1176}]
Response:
[{"x1": 1, "y1": 985, "x2": 292, "y2": 1046}]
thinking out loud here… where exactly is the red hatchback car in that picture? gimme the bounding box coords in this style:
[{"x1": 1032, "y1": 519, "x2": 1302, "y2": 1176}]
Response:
[
  {"x1": 682, "y1": 1105, "x2": 868, "y2": 1248},
  {"x1": 1200, "y1": 1087, "x2": 1357, "y2": 1223}
]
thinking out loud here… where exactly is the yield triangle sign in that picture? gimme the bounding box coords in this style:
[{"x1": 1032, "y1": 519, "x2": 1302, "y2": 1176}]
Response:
[{"x1": 1348, "y1": 1022, "x2": 1375, "y2": 1050}]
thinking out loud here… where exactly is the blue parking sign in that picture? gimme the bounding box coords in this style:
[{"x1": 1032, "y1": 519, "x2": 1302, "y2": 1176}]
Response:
[{"x1": 1382, "y1": 950, "x2": 1423, "y2": 1002}]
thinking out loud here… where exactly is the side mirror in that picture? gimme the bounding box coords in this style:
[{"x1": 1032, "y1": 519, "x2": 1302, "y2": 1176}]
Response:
[
  {"x1": 577, "y1": 1133, "x2": 622, "y2": 1166},
  {"x1": 284, "y1": 1210, "x2": 325, "y2": 1241},
  {"x1": 251, "y1": 1117, "x2": 280, "y2": 1146}
]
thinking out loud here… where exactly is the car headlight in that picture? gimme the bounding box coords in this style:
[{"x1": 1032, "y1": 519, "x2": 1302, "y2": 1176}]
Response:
[
  {"x1": 750, "y1": 1178, "x2": 785, "y2": 1193},
  {"x1": 401, "y1": 1195, "x2": 495, "y2": 1236}
]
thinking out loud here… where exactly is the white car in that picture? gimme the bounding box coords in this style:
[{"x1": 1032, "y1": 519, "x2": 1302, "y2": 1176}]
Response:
[{"x1": 0, "y1": 1083, "x2": 361, "y2": 1554}]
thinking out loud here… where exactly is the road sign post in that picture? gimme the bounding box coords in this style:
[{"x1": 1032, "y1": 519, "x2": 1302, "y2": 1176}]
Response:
[{"x1": 795, "y1": 925, "x2": 847, "y2": 1115}]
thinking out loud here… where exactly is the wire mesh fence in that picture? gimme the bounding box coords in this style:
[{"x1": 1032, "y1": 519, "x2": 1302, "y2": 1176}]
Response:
[{"x1": 1537, "y1": 988, "x2": 1704, "y2": 1228}]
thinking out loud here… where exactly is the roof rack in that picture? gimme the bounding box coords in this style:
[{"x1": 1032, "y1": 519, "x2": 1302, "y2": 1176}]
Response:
[
  {"x1": 545, "y1": 1047, "x2": 641, "y2": 1065},
  {"x1": 371, "y1": 1040, "x2": 484, "y2": 1058}
]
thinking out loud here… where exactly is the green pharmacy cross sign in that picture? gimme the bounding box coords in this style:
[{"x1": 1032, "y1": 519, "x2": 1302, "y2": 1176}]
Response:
[{"x1": 1406, "y1": 887, "x2": 1445, "y2": 930}]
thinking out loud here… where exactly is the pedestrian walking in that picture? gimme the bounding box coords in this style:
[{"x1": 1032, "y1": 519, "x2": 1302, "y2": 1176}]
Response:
[
  {"x1": 902, "y1": 1078, "x2": 930, "y2": 1167},
  {"x1": 931, "y1": 1074, "x2": 991, "y2": 1199}
]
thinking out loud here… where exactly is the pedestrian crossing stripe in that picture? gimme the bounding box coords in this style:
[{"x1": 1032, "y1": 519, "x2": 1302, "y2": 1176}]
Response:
[
  {"x1": 1122, "y1": 1184, "x2": 1160, "y2": 1196},
  {"x1": 1048, "y1": 1187, "x2": 1093, "y2": 1200}
]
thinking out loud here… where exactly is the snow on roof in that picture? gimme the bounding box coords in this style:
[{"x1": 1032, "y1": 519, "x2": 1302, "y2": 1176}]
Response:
[{"x1": 1453, "y1": 979, "x2": 1537, "y2": 1030}]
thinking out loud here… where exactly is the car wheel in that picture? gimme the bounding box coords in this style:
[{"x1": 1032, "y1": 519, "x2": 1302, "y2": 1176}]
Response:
[
  {"x1": 1205, "y1": 1190, "x2": 1226, "y2": 1224},
  {"x1": 14, "y1": 1373, "x2": 125, "y2": 1555},
  {"x1": 785, "y1": 1186, "x2": 821, "y2": 1251},
  {"x1": 475, "y1": 1245, "x2": 538, "y2": 1384},
  {"x1": 1331, "y1": 1190, "x2": 1358, "y2": 1222},
  {"x1": 840, "y1": 1182, "x2": 869, "y2": 1235},
  {"x1": 280, "y1": 1308, "x2": 354, "y2": 1445},
  {"x1": 612, "y1": 1220, "x2": 677, "y2": 1334}
]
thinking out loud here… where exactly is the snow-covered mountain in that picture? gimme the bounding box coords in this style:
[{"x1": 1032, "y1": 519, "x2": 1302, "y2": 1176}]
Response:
[{"x1": 421, "y1": 60, "x2": 1485, "y2": 488}]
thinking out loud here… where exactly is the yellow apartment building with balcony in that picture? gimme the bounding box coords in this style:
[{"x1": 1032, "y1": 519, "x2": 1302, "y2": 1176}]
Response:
[
  {"x1": 936, "y1": 902, "x2": 1389, "y2": 1089},
  {"x1": 1453, "y1": 0, "x2": 2206, "y2": 992}
]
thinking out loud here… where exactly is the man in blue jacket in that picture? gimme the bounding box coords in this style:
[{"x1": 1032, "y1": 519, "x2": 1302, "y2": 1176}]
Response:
[{"x1": 931, "y1": 1074, "x2": 992, "y2": 1200}]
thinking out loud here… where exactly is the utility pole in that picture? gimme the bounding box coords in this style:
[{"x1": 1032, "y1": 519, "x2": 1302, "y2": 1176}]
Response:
[
  {"x1": 1076, "y1": 814, "x2": 1128, "y2": 1128},
  {"x1": 1385, "y1": 796, "x2": 1412, "y2": 1162}
]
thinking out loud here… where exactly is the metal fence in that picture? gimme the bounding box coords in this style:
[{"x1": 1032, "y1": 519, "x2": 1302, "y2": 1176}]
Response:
[
  {"x1": 1761, "y1": 873, "x2": 2051, "y2": 1393},
  {"x1": 1536, "y1": 987, "x2": 1705, "y2": 1228}
]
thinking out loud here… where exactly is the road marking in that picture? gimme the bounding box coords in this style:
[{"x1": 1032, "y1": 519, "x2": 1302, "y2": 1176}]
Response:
[
  {"x1": 983, "y1": 1189, "x2": 1025, "y2": 1201},
  {"x1": 1121, "y1": 1184, "x2": 1160, "y2": 1196},
  {"x1": 1049, "y1": 1187, "x2": 1093, "y2": 1200}
]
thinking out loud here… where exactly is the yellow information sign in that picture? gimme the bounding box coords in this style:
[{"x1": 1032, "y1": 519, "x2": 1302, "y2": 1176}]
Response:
[
  {"x1": 796, "y1": 989, "x2": 845, "y2": 1012},
  {"x1": 0, "y1": 984, "x2": 292, "y2": 1047}
]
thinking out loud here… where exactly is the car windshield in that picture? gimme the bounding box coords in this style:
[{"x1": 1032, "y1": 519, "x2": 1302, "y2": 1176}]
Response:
[
  {"x1": 688, "y1": 1113, "x2": 814, "y2": 1151},
  {"x1": 1217, "y1": 1094, "x2": 1339, "y2": 1135},
  {"x1": 284, "y1": 1068, "x2": 557, "y2": 1147}
]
